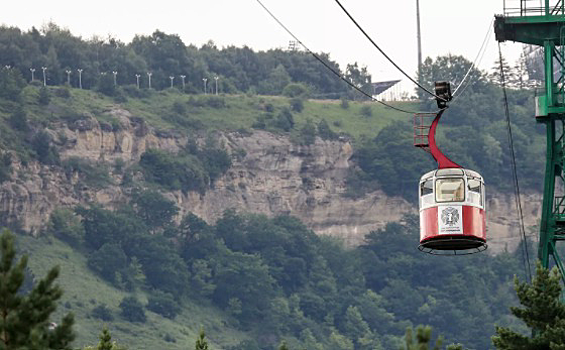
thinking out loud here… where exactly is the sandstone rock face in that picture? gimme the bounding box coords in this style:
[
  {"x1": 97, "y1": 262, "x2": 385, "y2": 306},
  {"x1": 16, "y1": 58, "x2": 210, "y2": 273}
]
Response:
[{"x1": 0, "y1": 109, "x2": 540, "y2": 252}]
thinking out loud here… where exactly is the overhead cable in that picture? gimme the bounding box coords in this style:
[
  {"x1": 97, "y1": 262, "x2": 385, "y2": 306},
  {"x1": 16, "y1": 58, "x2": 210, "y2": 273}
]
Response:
[
  {"x1": 498, "y1": 42, "x2": 533, "y2": 283},
  {"x1": 333, "y1": 0, "x2": 445, "y2": 101},
  {"x1": 453, "y1": 18, "x2": 494, "y2": 100},
  {"x1": 254, "y1": 0, "x2": 423, "y2": 114}
]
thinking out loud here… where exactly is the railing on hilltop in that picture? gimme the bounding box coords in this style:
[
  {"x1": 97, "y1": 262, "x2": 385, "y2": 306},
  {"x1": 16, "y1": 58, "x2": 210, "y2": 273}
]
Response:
[{"x1": 503, "y1": 0, "x2": 564, "y2": 16}]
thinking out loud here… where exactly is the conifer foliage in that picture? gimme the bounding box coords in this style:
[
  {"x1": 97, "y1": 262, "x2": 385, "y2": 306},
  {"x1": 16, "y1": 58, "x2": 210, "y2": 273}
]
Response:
[
  {"x1": 195, "y1": 328, "x2": 209, "y2": 350},
  {"x1": 403, "y1": 326, "x2": 442, "y2": 350},
  {"x1": 96, "y1": 327, "x2": 113, "y2": 350},
  {"x1": 0, "y1": 229, "x2": 74, "y2": 349},
  {"x1": 492, "y1": 262, "x2": 565, "y2": 349}
]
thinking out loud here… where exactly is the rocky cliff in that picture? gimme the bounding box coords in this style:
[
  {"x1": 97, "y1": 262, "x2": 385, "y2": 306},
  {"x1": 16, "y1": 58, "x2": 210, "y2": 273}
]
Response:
[{"x1": 0, "y1": 108, "x2": 539, "y2": 251}]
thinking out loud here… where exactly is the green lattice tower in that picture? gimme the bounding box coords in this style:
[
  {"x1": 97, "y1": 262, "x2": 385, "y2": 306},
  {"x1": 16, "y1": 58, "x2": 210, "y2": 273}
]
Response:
[{"x1": 495, "y1": 0, "x2": 565, "y2": 283}]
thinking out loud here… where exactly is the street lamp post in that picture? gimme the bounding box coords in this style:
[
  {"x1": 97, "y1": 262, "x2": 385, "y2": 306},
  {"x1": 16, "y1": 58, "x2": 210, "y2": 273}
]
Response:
[
  {"x1": 214, "y1": 76, "x2": 219, "y2": 95},
  {"x1": 169, "y1": 76, "x2": 174, "y2": 88},
  {"x1": 30, "y1": 68, "x2": 35, "y2": 82},
  {"x1": 203, "y1": 78, "x2": 207, "y2": 94},
  {"x1": 147, "y1": 72, "x2": 152, "y2": 89},
  {"x1": 112, "y1": 71, "x2": 118, "y2": 86},
  {"x1": 180, "y1": 75, "x2": 186, "y2": 90},
  {"x1": 41, "y1": 67, "x2": 47, "y2": 86},
  {"x1": 135, "y1": 74, "x2": 141, "y2": 89},
  {"x1": 65, "y1": 70, "x2": 72, "y2": 86},
  {"x1": 77, "y1": 69, "x2": 83, "y2": 89}
]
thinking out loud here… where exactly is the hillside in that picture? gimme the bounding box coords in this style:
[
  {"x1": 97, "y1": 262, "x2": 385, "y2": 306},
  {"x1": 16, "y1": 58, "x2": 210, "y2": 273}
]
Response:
[{"x1": 0, "y1": 85, "x2": 540, "y2": 252}]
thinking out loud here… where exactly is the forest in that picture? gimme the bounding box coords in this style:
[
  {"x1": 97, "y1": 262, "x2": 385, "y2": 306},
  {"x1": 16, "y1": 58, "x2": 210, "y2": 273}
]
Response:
[{"x1": 45, "y1": 201, "x2": 528, "y2": 349}]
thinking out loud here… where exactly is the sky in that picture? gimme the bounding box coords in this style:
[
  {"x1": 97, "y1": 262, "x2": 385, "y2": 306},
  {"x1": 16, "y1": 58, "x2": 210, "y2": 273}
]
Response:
[{"x1": 3, "y1": 0, "x2": 524, "y2": 95}]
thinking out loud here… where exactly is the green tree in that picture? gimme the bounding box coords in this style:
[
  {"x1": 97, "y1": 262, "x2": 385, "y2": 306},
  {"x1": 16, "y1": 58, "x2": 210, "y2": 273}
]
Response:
[
  {"x1": 91, "y1": 304, "x2": 114, "y2": 322},
  {"x1": 328, "y1": 328, "x2": 354, "y2": 350},
  {"x1": 87, "y1": 243, "x2": 128, "y2": 283},
  {"x1": 297, "y1": 119, "x2": 316, "y2": 145},
  {"x1": 97, "y1": 326, "x2": 113, "y2": 350},
  {"x1": 492, "y1": 262, "x2": 565, "y2": 349},
  {"x1": 147, "y1": 290, "x2": 180, "y2": 319},
  {"x1": 345, "y1": 62, "x2": 372, "y2": 100},
  {"x1": 195, "y1": 328, "x2": 209, "y2": 350},
  {"x1": 38, "y1": 86, "x2": 51, "y2": 105},
  {"x1": 47, "y1": 208, "x2": 84, "y2": 246},
  {"x1": 0, "y1": 153, "x2": 12, "y2": 184},
  {"x1": 278, "y1": 341, "x2": 289, "y2": 350},
  {"x1": 402, "y1": 326, "x2": 442, "y2": 350},
  {"x1": 119, "y1": 296, "x2": 146, "y2": 323},
  {"x1": 317, "y1": 119, "x2": 337, "y2": 140},
  {"x1": 0, "y1": 229, "x2": 75, "y2": 349},
  {"x1": 32, "y1": 130, "x2": 59, "y2": 165},
  {"x1": 8, "y1": 105, "x2": 29, "y2": 132},
  {"x1": 131, "y1": 189, "x2": 179, "y2": 231}
]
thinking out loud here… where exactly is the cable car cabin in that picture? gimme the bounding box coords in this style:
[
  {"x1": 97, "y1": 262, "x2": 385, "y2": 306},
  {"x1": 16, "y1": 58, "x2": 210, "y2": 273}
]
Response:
[{"x1": 418, "y1": 168, "x2": 487, "y2": 254}]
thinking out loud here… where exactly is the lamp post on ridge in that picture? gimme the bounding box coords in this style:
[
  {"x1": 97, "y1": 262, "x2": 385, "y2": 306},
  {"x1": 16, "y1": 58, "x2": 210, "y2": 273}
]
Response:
[
  {"x1": 203, "y1": 78, "x2": 207, "y2": 94},
  {"x1": 180, "y1": 75, "x2": 186, "y2": 91},
  {"x1": 41, "y1": 67, "x2": 47, "y2": 86},
  {"x1": 135, "y1": 74, "x2": 141, "y2": 89},
  {"x1": 112, "y1": 71, "x2": 118, "y2": 86},
  {"x1": 169, "y1": 76, "x2": 174, "y2": 88},
  {"x1": 77, "y1": 69, "x2": 83, "y2": 89},
  {"x1": 214, "y1": 76, "x2": 219, "y2": 95},
  {"x1": 65, "y1": 70, "x2": 72, "y2": 86},
  {"x1": 147, "y1": 72, "x2": 152, "y2": 89},
  {"x1": 30, "y1": 68, "x2": 35, "y2": 82}
]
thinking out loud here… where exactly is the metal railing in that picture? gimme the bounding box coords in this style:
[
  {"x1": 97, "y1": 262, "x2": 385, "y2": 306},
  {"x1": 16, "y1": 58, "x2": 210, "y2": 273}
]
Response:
[
  {"x1": 503, "y1": 0, "x2": 564, "y2": 16},
  {"x1": 413, "y1": 113, "x2": 436, "y2": 149}
]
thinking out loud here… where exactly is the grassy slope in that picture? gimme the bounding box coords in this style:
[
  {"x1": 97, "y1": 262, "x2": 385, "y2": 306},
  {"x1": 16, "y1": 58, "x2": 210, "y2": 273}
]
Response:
[
  {"x1": 15, "y1": 86, "x2": 413, "y2": 140},
  {"x1": 17, "y1": 234, "x2": 247, "y2": 350}
]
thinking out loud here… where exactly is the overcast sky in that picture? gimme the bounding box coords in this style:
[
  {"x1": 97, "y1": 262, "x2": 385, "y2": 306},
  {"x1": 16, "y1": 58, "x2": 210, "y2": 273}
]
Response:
[{"x1": 3, "y1": 0, "x2": 523, "y2": 93}]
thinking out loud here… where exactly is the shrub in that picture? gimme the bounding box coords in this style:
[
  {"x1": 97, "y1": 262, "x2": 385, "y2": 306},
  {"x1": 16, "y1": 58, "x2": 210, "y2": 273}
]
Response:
[
  {"x1": 0, "y1": 153, "x2": 12, "y2": 184},
  {"x1": 296, "y1": 119, "x2": 317, "y2": 145},
  {"x1": 9, "y1": 106, "x2": 29, "y2": 132},
  {"x1": 205, "y1": 95, "x2": 226, "y2": 108},
  {"x1": 317, "y1": 119, "x2": 338, "y2": 140},
  {"x1": 282, "y1": 83, "x2": 310, "y2": 98},
  {"x1": 63, "y1": 158, "x2": 112, "y2": 188},
  {"x1": 147, "y1": 291, "x2": 181, "y2": 319},
  {"x1": 274, "y1": 107, "x2": 294, "y2": 131},
  {"x1": 119, "y1": 296, "x2": 146, "y2": 323},
  {"x1": 96, "y1": 74, "x2": 116, "y2": 97},
  {"x1": 251, "y1": 117, "x2": 266, "y2": 130},
  {"x1": 172, "y1": 101, "x2": 187, "y2": 115},
  {"x1": 55, "y1": 86, "x2": 71, "y2": 99},
  {"x1": 47, "y1": 208, "x2": 84, "y2": 246},
  {"x1": 31, "y1": 131, "x2": 59, "y2": 165},
  {"x1": 360, "y1": 105, "x2": 372, "y2": 117},
  {"x1": 38, "y1": 86, "x2": 51, "y2": 105},
  {"x1": 290, "y1": 97, "x2": 304, "y2": 112},
  {"x1": 91, "y1": 304, "x2": 114, "y2": 321},
  {"x1": 139, "y1": 149, "x2": 208, "y2": 194},
  {"x1": 0, "y1": 69, "x2": 25, "y2": 101}
]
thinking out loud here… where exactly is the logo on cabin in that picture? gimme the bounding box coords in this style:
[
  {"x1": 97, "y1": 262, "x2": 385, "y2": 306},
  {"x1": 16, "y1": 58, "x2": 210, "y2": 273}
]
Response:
[{"x1": 441, "y1": 207, "x2": 459, "y2": 226}]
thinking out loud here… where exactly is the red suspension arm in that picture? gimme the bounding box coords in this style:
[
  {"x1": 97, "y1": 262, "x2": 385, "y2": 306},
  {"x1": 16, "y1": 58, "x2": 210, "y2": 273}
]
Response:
[{"x1": 428, "y1": 109, "x2": 460, "y2": 169}]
